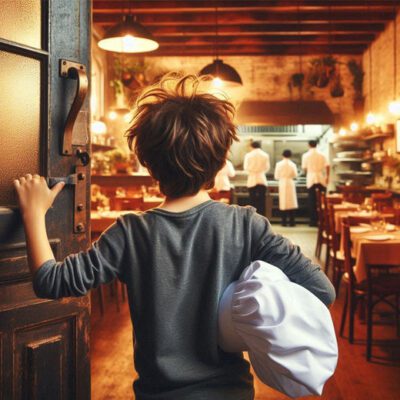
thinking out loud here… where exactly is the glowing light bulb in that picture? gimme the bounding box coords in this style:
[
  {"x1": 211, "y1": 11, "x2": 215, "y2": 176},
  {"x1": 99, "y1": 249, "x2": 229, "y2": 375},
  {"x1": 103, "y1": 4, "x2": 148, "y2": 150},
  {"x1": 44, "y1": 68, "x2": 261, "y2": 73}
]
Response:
[
  {"x1": 388, "y1": 100, "x2": 400, "y2": 115},
  {"x1": 350, "y1": 122, "x2": 359, "y2": 132},
  {"x1": 338, "y1": 128, "x2": 347, "y2": 136},
  {"x1": 91, "y1": 121, "x2": 107, "y2": 135},
  {"x1": 212, "y1": 77, "x2": 223, "y2": 88},
  {"x1": 123, "y1": 112, "x2": 132, "y2": 123},
  {"x1": 366, "y1": 113, "x2": 377, "y2": 125},
  {"x1": 108, "y1": 111, "x2": 117, "y2": 120},
  {"x1": 122, "y1": 35, "x2": 137, "y2": 52}
]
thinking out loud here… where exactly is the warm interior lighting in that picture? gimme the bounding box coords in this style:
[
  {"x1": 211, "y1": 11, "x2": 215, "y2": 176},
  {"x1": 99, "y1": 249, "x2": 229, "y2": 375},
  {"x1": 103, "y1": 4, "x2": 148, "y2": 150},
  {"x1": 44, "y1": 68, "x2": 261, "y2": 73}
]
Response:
[
  {"x1": 98, "y1": 15, "x2": 158, "y2": 53},
  {"x1": 108, "y1": 111, "x2": 117, "y2": 120},
  {"x1": 123, "y1": 112, "x2": 133, "y2": 123},
  {"x1": 366, "y1": 112, "x2": 377, "y2": 125},
  {"x1": 350, "y1": 122, "x2": 359, "y2": 132},
  {"x1": 338, "y1": 128, "x2": 347, "y2": 136},
  {"x1": 212, "y1": 77, "x2": 224, "y2": 88},
  {"x1": 91, "y1": 121, "x2": 107, "y2": 135},
  {"x1": 200, "y1": 59, "x2": 243, "y2": 88},
  {"x1": 388, "y1": 100, "x2": 400, "y2": 115}
]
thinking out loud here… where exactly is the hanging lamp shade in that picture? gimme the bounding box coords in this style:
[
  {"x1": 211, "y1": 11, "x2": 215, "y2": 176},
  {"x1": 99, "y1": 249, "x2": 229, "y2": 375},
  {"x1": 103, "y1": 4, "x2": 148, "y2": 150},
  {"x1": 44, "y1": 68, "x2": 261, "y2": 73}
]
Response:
[
  {"x1": 98, "y1": 15, "x2": 159, "y2": 53},
  {"x1": 200, "y1": 59, "x2": 243, "y2": 87}
]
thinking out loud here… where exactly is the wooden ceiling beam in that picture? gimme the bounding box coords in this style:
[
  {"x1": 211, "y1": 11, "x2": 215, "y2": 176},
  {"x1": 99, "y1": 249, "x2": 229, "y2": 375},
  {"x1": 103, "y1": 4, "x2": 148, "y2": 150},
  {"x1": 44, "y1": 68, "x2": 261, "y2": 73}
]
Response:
[
  {"x1": 93, "y1": 10, "x2": 394, "y2": 25},
  {"x1": 146, "y1": 44, "x2": 367, "y2": 56},
  {"x1": 92, "y1": 1, "x2": 400, "y2": 13},
  {"x1": 155, "y1": 35, "x2": 374, "y2": 46},
  {"x1": 98, "y1": 23, "x2": 384, "y2": 36}
]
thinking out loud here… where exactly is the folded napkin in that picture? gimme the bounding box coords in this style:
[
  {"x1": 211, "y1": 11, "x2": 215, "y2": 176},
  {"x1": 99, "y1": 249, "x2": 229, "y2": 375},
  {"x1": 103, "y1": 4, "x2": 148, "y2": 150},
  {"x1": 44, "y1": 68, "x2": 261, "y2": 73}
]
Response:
[{"x1": 218, "y1": 261, "x2": 338, "y2": 398}]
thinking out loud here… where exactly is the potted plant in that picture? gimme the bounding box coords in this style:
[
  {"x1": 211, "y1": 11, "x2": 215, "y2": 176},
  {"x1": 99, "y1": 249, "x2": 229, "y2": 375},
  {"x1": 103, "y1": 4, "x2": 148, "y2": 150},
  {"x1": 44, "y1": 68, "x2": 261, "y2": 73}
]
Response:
[
  {"x1": 347, "y1": 59, "x2": 364, "y2": 113},
  {"x1": 106, "y1": 148, "x2": 130, "y2": 174},
  {"x1": 111, "y1": 56, "x2": 148, "y2": 106},
  {"x1": 308, "y1": 56, "x2": 338, "y2": 89},
  {"x1": 288, "y1": 72, "x2": 305, "y2": 98}
]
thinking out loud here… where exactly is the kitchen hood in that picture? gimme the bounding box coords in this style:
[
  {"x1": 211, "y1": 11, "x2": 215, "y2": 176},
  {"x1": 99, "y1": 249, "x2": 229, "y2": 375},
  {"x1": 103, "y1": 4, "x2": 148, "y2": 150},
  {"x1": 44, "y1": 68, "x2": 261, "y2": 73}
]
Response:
[{"x1": 235, "y1": 100, "x2": 335, "y2": 125}]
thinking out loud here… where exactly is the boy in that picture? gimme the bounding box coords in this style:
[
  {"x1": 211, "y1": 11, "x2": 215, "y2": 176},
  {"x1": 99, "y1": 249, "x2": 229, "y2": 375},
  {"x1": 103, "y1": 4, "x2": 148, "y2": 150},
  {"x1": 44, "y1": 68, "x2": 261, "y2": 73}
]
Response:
[{"x1": 15, "y1": 74, "x2": 335, "y2": 400}]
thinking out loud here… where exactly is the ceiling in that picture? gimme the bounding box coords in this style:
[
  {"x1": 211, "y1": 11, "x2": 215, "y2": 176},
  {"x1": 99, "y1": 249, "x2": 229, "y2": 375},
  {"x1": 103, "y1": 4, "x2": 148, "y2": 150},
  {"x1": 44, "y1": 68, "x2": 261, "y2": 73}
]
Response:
[{"x1": 93, "y1": 1, "x2": 400, "y2": 56}]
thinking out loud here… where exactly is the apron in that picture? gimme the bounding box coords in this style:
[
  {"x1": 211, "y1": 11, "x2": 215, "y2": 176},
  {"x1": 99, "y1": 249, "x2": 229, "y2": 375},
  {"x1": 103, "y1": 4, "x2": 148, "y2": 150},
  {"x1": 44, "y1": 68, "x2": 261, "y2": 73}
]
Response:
[{"x1": 275, "y1": 159, "x2": 298, "y2": 210}]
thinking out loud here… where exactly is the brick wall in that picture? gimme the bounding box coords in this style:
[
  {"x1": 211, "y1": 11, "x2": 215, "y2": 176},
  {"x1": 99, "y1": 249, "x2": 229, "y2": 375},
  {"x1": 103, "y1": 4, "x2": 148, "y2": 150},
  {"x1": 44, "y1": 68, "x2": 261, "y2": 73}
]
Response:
[
  {"x1": 362, "y1": 12, "x2": 400, "y2": 185},
  {"x1": 143, "y1": 54, "x2": 361, "y2": 123}
]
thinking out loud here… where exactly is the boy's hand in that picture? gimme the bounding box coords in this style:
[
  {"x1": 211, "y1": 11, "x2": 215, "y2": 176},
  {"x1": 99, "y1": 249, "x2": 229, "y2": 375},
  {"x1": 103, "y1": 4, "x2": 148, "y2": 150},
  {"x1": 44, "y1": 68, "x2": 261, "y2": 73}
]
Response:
[{"x1": 14, "y1": 174, "x2": 65, "y2": 219}]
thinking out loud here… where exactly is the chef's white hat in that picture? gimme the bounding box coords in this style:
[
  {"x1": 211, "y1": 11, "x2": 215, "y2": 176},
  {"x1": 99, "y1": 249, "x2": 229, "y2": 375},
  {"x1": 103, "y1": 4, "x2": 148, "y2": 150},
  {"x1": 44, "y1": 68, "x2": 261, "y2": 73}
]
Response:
[{"x1": 218, "y1": 260, "x2": 338, "y2": 398}]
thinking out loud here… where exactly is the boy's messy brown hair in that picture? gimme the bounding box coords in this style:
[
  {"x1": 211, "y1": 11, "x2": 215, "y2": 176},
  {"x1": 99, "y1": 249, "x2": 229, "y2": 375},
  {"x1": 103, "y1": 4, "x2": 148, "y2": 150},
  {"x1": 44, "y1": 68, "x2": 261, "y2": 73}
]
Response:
[{"x1": 125, "y1": 73, "x2": 238, "y2": 198}]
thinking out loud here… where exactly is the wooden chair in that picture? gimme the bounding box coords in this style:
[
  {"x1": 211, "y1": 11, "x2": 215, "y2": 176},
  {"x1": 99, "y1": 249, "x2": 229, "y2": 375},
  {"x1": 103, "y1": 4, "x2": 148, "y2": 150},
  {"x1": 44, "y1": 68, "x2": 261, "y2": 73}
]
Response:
[
  {"x1": 339, "y1": 220, "x2": 365, "y2": 344},
  {"x1": 209, "y1": 189, "x2": 232, "y2": 203},
  {"x1": 327, "y1": 204, "x2": 345, "y2": 295},
  {"x1": 338, "y1": 185, "x2": 367, "y2": 204},
  {"x1": 315, "y1": 188, "x2": 330, "y2": 260},
  {"x1": 340, "y1": 220, "x2": 400, "y2": 360},
  {"x1": 111, "y1": 196, "x2": 144, "y2": 211},
  {"x1": 371, "y1": 192, "x2": 393, "y2": 212},
  {"x1": 365, "y1": 263, "x2": 400, "y2": 360}
]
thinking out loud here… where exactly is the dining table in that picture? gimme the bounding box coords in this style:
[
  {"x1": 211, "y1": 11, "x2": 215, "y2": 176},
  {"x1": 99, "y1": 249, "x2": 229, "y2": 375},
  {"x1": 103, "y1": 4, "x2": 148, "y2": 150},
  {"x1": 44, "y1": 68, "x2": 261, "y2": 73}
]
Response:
[
  {"x1": 334, "y1": 208, "x2": 395, "y2": 233},
  {"x1": 350, "y1": 227, "x2": 400, "y2": 282}
]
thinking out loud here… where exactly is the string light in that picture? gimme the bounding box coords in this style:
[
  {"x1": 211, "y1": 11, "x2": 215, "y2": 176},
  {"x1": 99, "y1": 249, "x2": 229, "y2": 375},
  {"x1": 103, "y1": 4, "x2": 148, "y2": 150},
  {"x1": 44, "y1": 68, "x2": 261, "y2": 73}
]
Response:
[
  {"x1": 91, "y1": 121, "x2": 107, "y2": 135},
  {"x1": 366, "y1": 112, "x2": 377, "y2": 125},
  {"x1": 108, "y1": 111, "x2": 118, "y2": 120},
  {"x1": 350, "y1": 122, "x2": 359, "y2": 132}
]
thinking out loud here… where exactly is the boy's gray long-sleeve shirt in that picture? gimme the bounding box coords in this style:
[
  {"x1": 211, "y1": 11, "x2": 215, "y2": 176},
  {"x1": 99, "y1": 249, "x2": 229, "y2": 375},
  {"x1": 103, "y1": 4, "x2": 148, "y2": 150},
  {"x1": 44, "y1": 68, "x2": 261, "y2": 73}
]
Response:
[{"x1": 34, "y1": 201, "x2": 335, "y2": 400}]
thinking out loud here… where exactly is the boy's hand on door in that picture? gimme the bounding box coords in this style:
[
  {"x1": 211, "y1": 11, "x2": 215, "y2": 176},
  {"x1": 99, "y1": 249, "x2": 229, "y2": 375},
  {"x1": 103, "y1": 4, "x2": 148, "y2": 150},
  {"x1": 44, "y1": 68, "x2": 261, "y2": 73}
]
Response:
[{"x1": 14, "y1": 174, "x2": 65, "y2": 219}]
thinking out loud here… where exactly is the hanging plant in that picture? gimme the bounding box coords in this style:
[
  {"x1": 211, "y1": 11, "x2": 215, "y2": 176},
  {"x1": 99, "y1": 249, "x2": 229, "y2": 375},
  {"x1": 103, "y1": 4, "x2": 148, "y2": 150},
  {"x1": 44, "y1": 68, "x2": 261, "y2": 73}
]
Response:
[
  {"x1": 347, "y1": 59, "x2": 364, "y2": 99},
  {"x1": 288, "y1": 72, "x2": 305, "y2": 99},
  {"x1": 308, "y1": 56, "x2": 338, "y2": 89},
  {"x1": 111, "y1": 55, "x2": 147, "y2": 93},
  {"x1": 291, "y1": 73, "x2": 305, "y2": 88},
  {"x1": 330, "y1": 72, "x2": 344, "y2": 97}
]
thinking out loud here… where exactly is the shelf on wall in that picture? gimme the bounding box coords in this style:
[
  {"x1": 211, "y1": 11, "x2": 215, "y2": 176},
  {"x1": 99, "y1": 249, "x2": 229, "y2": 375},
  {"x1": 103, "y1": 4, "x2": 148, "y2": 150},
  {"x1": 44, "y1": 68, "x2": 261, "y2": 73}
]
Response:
[
  {"x1": 333, "y1": 158, "x2": 366, "y2": 162},
  {"x1": 336, "y1": 171, "x2": 373, "y2": 176},
  {"x1": 92, "y1": 143, "x2": 117, "y2": 152},
  {"x1": 91, "y1": 174, "x2": 154, "y2": 186},
  {"x1": 362, "y1": 133, "x2": 393, "y2": 141}
]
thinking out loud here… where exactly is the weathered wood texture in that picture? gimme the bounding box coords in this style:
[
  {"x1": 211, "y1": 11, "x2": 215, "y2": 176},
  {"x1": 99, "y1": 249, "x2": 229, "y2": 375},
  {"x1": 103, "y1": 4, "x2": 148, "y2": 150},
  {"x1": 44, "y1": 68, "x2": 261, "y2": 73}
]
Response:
[
  {"x1": 90, "y1": 225, "x2": 400, "y2": 400},
  {"x1": 92, "y1": 1, "x2": 400, "y2": 55}
]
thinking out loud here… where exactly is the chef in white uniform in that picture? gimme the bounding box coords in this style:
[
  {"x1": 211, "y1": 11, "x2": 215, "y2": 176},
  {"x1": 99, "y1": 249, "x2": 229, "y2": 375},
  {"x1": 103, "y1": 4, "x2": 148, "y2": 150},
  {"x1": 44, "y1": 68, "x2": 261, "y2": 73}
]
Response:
[
  {"x1": 274, "y1": 149, "x2": 298, "y2": 226},
  {"x1": 301, "y1": 140, "x2": 330, "y2": 226},
  {"x1": 244, "y1": 141, "x2": 270, "y2": 216},
  {"x1": 214, "y1": 160, "x2": 235, "y2": 192}
]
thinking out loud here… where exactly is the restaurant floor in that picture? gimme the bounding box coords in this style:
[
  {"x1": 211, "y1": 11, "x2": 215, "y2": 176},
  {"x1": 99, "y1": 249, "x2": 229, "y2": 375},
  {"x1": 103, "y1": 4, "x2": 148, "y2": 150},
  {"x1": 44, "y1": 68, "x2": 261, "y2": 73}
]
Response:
[{"x1": 90, "y1": 224, "x2": 400, "y2": 400}]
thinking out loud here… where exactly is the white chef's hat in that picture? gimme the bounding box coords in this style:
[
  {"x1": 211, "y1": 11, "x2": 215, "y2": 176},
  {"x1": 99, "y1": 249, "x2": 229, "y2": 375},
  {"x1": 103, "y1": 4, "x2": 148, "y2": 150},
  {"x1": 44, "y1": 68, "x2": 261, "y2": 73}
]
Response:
[{"x1": 218, "y1": 260, "x2": 338, "y2": 398}]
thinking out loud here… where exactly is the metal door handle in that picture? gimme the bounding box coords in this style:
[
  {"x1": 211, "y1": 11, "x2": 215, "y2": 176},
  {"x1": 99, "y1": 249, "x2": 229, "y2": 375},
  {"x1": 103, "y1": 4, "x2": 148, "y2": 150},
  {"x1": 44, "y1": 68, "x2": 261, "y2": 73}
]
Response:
[{"x1": 59, "y1": 59, "x2": 88, "y2": 156}]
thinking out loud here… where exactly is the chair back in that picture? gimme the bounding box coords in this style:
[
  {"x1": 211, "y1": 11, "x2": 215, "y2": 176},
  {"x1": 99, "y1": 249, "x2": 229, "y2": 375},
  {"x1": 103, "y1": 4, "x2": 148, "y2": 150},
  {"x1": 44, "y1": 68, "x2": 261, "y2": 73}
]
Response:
[
  {"x1": 371, "y1": 192, "x2": 393, "y2": 212},
  {"x1": 327, "y1": 204, "x2": 339, "y2": 253},
  {"x1": 316, "y1": 188, "x2": 324, "y2": 229},
  {"x1": 320, "y1": 191, "x2": 331, "y2": 235},
  {"x1": 338, "y1": 185, "x2": 366, "y2": 204},
  {"x1": 342, "y1": 219, "x2": 356, "y2": 289}
]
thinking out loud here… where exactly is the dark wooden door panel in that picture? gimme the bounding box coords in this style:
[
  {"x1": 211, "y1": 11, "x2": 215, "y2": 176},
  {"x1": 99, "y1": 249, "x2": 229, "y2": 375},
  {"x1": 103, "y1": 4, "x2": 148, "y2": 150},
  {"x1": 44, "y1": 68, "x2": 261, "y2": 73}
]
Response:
[
  {"x1": 0, "y1": 0, "x2": 91, "y2": 398},
  {"x1": 0, "y1": 296, "x2": 90, "y2": 400}
]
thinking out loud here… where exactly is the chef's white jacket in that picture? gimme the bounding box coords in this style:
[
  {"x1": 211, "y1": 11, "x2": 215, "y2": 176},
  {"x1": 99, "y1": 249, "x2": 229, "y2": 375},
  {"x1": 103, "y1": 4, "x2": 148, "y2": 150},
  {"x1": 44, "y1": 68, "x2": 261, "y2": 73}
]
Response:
[
  {"x1": 214, "y1": 160, "x2": 235, "y2": 191},
  {"x1": 301, "y1": 148, "x2": 329, "y2": 188},
  {"x1": 274, "y1": 158, "x2": 298, "y2": 210},
  {"x1": 244, "y1": 148, "x2": 270, "y2": 188}
]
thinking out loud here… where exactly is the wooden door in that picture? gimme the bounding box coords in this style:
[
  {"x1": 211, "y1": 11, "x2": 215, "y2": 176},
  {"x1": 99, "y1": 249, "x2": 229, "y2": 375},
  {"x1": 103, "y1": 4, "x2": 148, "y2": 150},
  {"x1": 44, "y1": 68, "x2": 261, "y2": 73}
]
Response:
[{"x1": 0, "y1": 1, "x2": 91, "y2": 398}]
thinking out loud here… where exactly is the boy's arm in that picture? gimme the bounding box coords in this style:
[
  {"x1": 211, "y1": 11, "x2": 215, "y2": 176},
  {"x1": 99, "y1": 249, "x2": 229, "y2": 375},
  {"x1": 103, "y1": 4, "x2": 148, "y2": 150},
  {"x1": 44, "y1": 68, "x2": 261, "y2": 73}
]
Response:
[
  {"x1": 14, "y1": 174, "x2": 64, "y2": 274},
  {"x1": 14, "y1": 174, "x2": 127, "y2": 299},
  {"x1": 250, "y1": 212, "x2": 335, "y2": 306}
]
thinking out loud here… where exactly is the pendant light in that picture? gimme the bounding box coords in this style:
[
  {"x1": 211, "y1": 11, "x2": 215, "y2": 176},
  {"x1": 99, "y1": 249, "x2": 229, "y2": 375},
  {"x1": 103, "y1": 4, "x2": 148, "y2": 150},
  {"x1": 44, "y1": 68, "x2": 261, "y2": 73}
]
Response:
[
  {"x1": 98, "y1": 0, "x2": 158, "y2": 53},
  {"x1": 388, "y1": 2, "x2": 400, "y2": 115},
  {"x1": 199, "y1": 4, "x2": 242, "y2": 87}
]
